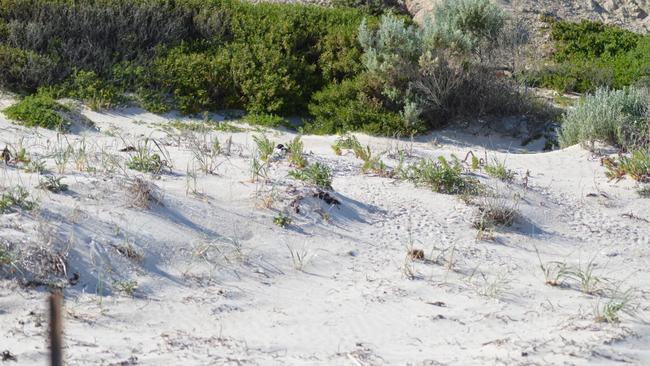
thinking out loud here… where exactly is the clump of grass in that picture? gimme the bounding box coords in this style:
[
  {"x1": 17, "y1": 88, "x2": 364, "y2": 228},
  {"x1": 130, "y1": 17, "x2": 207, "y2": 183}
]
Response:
[
  {"x1": 0, "y1": 186, "x2": 36, "y2": 213},
  {"x1": 287, "y1": 244, "x2": 311, "y2": 271},
  {"x1": 4, "y1": 94, "x2": 70, "y2": 130},
  {"x1": 603, "y1": 149, "x2": 650, "y2": 182},
  {"x1": 594, "y1": 288, "x2": 638, "y2": 323},
  {"x1": 289, "y1": 162, "x2": 333, "y2": 189},
  {"x1": 401, "y1": 156, "x2": 466, "y2": 194},
  {"x1": 253, "y1": 135, "x2": 275, "y2": 162},
  {"x1": 472, "y1": 193, "x2": 519, "y2": 236},
  {"x1": 535, "y1": 247, "x2": 570, "y2": 287},
  {"x1": 566, "y1": 259, "x2": 602, "y2": 295},
  {"x1": 484, "y1": 158, "x2": 515, "y2": 182},
  {"x1": 127, "y1": 178, "x2": 162, "y2": 209},
  {"x1": 113, "y1": 279, "x2": 138, "y2": 296},
  {"x1": 274, "y1": 211, "x2": 292, "y2": 228},
  {"x1": 37, "y1": 176, "x2": 68, "y2": 193},
  {"x1": 287, "y1": 136, "x2": 308, "y2": 168}
]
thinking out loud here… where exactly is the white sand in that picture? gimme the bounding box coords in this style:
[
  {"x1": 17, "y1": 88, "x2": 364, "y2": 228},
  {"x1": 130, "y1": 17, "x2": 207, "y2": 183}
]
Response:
[{"x1": 0, "y1": 102, "x2": 649, "y2": 365}]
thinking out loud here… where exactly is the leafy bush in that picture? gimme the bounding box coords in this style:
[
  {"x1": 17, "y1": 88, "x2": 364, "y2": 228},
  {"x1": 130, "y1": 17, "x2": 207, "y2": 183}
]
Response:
[
  {"x1": 0, "y1": 45, "x2": 56, "y2": 92},
  {"x1": 306, "y1": 76, "x2": 419, "y2": 136},
  {"x1": 331, "y1": 0, "x2": 408, "y2": 16},
  {"x1": 422, "y1": 0, "x2": 507, "y2": 57},
  {"x1": 551, "y1": 20, "x2": 640, "y2": 62},
  {"x1": 526, "y1": 20, "x2": 650, "y2": 92},
  {"x1": 148, "y1": 46, "x2": 234, "y2": 114},
  {"x1": 559, "y1": 87, "x2": 647, "y2": 148},
  {"x1": 4, "y1": 94, "x2": 69, "y2": 130},
  {"x1": 61, "y1": 70, "x2": 124, "y2": 110}
]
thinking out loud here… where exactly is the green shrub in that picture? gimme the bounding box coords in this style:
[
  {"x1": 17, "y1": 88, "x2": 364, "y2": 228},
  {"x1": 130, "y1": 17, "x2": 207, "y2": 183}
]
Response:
[
  {"x1": 551, "y1": 20, "x2": 640, "y2": 62},
  {"x1": 148, "y1": 46, "x2": 234, "y2": 114},
  {"x1": 4, "y1": 94, "x2": 69, "y2": 130},
  {"x1": 61, "y1": 70, "x2": 124, "y2": 110},
  {"x1": 331, "y1": 0, "x2": 408, "y2": 16},
  {"x1": 423, "y1": 0, "x2": 507, "y2": 57},
  {"x1": 401, "y1": 156, "x2": 467, "y2": 194},
  {"x1": 528, "y1": 20, "x2": 650, "y2": 92},
  {"x1": 559, "y1": 87, "x2": 647, "y2": 148},
  {"x1": 307, "y1": 76, "x2": 420, "y2": 136},
  {"x1": 0, "y1": 45, "x2": 56, "y2": 92},
  {"x1": 244, "y1": 114, "x2": 289, "y2": 128}
]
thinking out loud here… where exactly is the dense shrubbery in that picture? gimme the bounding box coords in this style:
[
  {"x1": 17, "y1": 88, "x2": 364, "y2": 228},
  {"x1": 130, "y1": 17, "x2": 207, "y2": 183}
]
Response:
[
  {"x1": 524, "y1": 20, "x2": 650, "y2": 93},
  {"x1": 0, "y1": 0, "x2": 536, "y2": 136},
  {"x1": 559, "y1": 87, "x2": 649, "y2": 148}
]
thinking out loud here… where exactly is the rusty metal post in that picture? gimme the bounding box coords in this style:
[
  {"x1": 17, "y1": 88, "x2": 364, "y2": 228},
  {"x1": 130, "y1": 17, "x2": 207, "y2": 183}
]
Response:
[{"x1": 49, "y1": 291, "x2": 63, "y2": 366}]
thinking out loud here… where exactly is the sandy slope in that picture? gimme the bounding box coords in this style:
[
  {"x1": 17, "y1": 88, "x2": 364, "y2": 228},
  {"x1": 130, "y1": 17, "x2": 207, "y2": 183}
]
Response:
[{"x1": 0, "y1": 101, "x2": 649, "y2": 365}]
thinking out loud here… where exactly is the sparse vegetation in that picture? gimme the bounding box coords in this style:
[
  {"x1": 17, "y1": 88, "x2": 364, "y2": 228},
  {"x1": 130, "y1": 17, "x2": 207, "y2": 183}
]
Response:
[
  {"x1": 127, "y1": 139, "x2": 169, "y2": 174},
  {"x1": 287, "y1": 136, "x2": 308, "y2": 168},
  {"x1": 253, "y1": 135, "x2": 276, "y2": 162},
  {"x1": 37, "y1": 176, "x2": 68, "y2": 193},
  {"x1": 604, "y1": 149, "x2": 650, "y2": 182},
  {"x1": 0, "y1": 186, "x2": 36, "y2": 213},
  {"x1": 484, "y1": 158, "x2": 515, "y2": 182},
  {"x1": 401, "y1": 156, "x2": 467, "y2": 194},
  {"x1": 289, "y1": 162, "x2": 333, "y2": 190},
  {"x1": 274, "y1": 212, "x2": 292, "y2": 228}
]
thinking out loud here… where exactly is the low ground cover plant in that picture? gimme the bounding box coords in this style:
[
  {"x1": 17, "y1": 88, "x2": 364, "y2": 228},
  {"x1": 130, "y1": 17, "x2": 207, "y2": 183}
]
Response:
[{"x1": 4, "y1": 94, "x2": 70, "y2": 130}]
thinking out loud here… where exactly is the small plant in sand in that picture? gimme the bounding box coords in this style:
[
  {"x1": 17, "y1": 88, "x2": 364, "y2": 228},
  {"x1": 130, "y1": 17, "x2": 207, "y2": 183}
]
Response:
[
  {"x1": 535, "y1": 247, "x2": 570, "y2": 287},
  {"x1": 287, "y1": 244, "x2": 311, "y2": 271},
  {"x1": 274, "y1": 211, "x2": 292, "y2": 228},
  {"x1": 127, "y1": 139, "x2": 169, "y2": 174},
  {"x1": 566, "y1": 259, "x2": 602, "y2": 295},
  {"x1": 37, "y1": 176, "x2": 68, "y2": 193},
  {"x1": 286, "y1": 136, "x2": 308, "y2": 168},
  {"x1": 0, "y1": 186, "x2": 36, "y2": 213},
  {"x1": 127, "y1": 178, "x2": 162, "y2": 209},
  {"x1": 250, "y1": 156, "x2": 269, "y2": 183},
  {"x1": 253, "y1": 135, "x2": 275, "y2": 162},
  {"x1": 401, "y1": 156, "x2": 466, "y2": 194},
  {"x1": 638, "y1": 185, "x2": 650, "y2": 198},
  {"x1": 24, "y1": 159, "x2": 46, "y2": 174},
  {"x1": 289, "y1": 162, "x2": 333, "y2": 190},
  {"x1": 331, "y1": 134, "x2": 362, "y2": 156},
  {"x1": 0, "y1": 244, "x2": 16, "y2": 268},
  {"x1": 187, "y1": 132, "x2": 221, "y2": 174},
  {"x1": 113, "y1": 279, "x2": 138, "y2": 296},
  {"x1": 594, "y1": 288, "x2": 638, "y2": 323},
  {"x1": 113, "y1": 240, "x2": 144, "y2": 263},
  {"x1": 603, "y1": 149, "x2": 650, "y2": 182},
  {"x1": 472, "y1": 192, "x2": 519, "y2": 240},
  {"x1": 484, "y1": 158, "x2": 515, "y2": 182}
]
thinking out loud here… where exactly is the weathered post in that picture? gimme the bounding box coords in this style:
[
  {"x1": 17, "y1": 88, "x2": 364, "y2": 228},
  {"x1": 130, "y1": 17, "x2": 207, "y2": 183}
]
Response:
[{"x1": 49, "y1": 291, "x2": 63, "y2": 366}]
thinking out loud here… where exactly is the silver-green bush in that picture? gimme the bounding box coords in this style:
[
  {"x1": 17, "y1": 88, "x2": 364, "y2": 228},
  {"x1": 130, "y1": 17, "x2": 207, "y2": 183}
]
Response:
[{"x1": 559, "y1": 87, "x2": 648, "y2": 148}]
